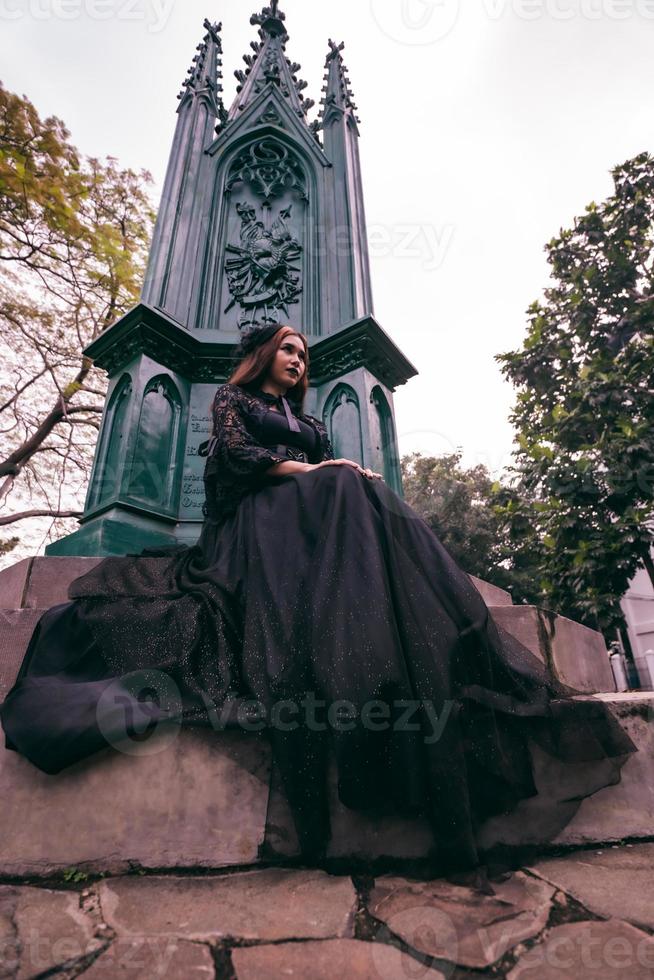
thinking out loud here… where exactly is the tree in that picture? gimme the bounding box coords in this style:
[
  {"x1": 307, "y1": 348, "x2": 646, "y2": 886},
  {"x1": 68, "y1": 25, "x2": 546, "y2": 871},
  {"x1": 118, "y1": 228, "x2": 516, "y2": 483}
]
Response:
[
  {"x1": 0, "y1": 81, "x2": 155, "y2": 551},
  {"x1": 496, "y1": 152, "x2": 654, "y2": 637},
  {"x1": 400, "y1": 450, "x2": 543, "y2": 603}
]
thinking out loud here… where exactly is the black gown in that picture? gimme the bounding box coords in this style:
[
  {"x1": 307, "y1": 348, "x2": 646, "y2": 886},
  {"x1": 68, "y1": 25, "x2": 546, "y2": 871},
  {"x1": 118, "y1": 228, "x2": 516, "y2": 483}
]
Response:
[{"x1": 0, "y1": 381, "x2": 638, "y2": 873}]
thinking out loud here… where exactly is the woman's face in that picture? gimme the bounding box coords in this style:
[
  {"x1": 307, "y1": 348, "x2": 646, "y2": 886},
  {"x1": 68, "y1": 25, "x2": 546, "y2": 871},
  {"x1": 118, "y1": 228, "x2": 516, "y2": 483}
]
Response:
[{"x1": 269, "y1": 333, "x2": 307, "y2": 388}]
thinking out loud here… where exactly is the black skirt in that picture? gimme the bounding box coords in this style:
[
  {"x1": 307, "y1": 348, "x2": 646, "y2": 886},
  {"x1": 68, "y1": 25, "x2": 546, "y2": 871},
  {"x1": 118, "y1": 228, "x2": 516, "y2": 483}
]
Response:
[{"x1": 0, "y1": 465, "x2": 637, "y2": 871}]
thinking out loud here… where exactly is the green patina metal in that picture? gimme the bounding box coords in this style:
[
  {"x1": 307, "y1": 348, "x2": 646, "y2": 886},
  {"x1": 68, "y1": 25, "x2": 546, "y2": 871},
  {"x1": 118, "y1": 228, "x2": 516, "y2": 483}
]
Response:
[{"x1": 48, "y1": 5, "x2": 418, "y2": 557}]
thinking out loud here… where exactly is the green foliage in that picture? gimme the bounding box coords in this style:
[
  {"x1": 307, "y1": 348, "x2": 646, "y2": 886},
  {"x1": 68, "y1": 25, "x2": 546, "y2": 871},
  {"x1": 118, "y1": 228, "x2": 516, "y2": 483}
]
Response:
[
  {"x1": 0, "y1": 81, "x2": 155, "y2": 546},
  {"x1": 62, "y1": 867, "x2": 88, "y2": 883},
  {"x1": 496, "y1": 152, "x2": 654, "y2": 635},
  {"x1": 400, "y1": 451, "x2": 543, "y2": 604}
]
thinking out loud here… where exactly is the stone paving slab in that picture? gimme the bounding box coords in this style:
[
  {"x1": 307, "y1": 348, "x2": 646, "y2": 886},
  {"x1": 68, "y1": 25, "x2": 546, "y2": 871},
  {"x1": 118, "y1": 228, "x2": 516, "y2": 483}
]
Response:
[
  {"x1": 528, "y1": 843, "x2": 654, "y2": 931},
  {"x1": 98, "y1": 869, "x2": 356, "y2": 942},
  {"x1": 79, "y1": 937, "x2": 215, "y2": 979},
  {"x1": 0, "y1": 884, "x2": 103, "y2": 980},
  {"x1": 368, "y1": 871, "x2": 555, "y2": 970},
  {"x1": 507, "y1": 919, "x2": 654, "y2": 979},
  {"x1": 231, "y1": 938, "x2": 446, "y2": 979}
]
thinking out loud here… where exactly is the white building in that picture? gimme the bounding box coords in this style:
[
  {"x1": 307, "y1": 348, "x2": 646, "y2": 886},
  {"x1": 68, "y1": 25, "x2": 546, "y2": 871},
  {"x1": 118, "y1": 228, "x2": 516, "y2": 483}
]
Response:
[{"x1": 621, "y1": 556, "x2": 654, "y2": 690}]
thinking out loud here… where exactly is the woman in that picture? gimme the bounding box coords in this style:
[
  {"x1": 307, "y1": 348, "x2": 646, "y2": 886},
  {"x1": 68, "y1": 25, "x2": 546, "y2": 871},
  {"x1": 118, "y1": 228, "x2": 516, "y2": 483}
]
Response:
[{"x1": 0, "y1": 323, "x2": 638, "y2": 889}]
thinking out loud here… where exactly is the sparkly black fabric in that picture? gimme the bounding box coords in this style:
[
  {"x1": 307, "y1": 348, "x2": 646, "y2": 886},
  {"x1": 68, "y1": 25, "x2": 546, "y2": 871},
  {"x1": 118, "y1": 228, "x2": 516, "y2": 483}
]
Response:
[{"x1": 0, "y1": 382, "x2": 638, "y2": 872}]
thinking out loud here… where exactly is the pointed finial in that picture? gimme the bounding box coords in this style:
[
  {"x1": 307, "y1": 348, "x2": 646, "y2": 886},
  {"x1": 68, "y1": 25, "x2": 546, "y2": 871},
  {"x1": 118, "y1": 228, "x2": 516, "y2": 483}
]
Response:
[
  {"x1": 319, "y1": 39, "x2": 359, "y2": 122},
  {"x1": 177, "y1": 19, "x2": 226, "y2": 125},
  {"x1": 250, "y1": 1, "x2": 288, "y2": 39}
]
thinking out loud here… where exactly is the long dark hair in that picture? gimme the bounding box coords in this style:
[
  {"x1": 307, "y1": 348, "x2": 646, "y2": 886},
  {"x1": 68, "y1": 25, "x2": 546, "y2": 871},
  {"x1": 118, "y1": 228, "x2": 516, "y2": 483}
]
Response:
[{"x1": 228, "y1": 325, "x2": 310, "y2": 411}]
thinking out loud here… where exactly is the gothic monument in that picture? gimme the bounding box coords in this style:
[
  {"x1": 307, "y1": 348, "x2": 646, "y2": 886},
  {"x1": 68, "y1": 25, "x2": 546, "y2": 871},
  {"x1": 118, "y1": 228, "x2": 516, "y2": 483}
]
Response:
[{"x1": 48, "y1": 2, "x2": 418, "y2": 556}]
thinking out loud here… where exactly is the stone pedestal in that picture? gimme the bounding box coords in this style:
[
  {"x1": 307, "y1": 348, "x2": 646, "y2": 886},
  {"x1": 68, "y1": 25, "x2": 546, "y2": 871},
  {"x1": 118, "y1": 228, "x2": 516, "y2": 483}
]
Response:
[{"x1": 0, "y1": 555, "x2": 639, "y2": 878}]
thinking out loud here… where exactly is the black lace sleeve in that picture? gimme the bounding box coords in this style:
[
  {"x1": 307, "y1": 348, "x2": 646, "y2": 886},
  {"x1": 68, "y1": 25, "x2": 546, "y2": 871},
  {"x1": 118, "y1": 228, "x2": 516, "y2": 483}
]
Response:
[
  {"x1": 209, "y1": 384, "x2": 287, "y2": 482},
  {"x1": 304, "y1": 414, "x2": 335, "y2": 463}
]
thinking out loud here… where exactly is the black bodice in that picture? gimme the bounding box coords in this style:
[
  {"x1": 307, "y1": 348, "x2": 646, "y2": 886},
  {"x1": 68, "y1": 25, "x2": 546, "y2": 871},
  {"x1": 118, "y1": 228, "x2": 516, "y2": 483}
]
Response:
[{"x1": 245, "y1": 386, "x2": 318, "y2": 456}]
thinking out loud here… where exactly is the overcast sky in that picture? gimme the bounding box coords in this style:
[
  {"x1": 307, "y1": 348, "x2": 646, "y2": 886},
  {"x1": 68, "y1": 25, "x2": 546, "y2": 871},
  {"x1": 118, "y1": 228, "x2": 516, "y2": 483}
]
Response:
[{"x1": 3, "y1": 0, "x2": 654, "y2": 480}]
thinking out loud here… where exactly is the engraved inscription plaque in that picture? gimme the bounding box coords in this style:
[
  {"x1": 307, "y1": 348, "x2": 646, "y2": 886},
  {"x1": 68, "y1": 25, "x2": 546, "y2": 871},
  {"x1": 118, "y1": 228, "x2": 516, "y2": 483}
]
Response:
[{"x1": 180, "y1": 383, "x2": 215, "y2": 520}]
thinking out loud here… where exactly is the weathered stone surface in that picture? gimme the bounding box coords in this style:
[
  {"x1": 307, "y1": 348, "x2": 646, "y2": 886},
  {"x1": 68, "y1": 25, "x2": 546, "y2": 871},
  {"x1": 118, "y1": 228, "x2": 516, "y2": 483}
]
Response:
[
  {"x1": 478, "y1": 694, "x2": 654, "y2": 851},
  {"x1": 24, "y1": 556, "x2": 103, "y2": 609},
  {"x1": 469, "y1": 575, "x2": 513, "y2": 606},
  {"x1": 231, "y1": 938, "x2": 446, "y2": 980},
  {"x1": 368, "y1": 872, "x2": 554, "y2": 970},
  {"x1": 554, "y1": 694, "x2": 654, "y2": 846},
  {"x1": 0, "y1": 730, "x2": 270, "y2": 877},
  {"x1": 99, "y1": 869, "x2": 356, "y2": 941},
  {"x1": 0, "y1": 609, "x2": 43, "y2": 701},
  {"x1": 0, "y1": 884, "x2": 102, "y2": 980},
  {"x1": 529, "y1": 843, "x2": 654, "y2": 930},
  {"x1": 79, "y1": 937, "x2": 214, "y2": 979},
  {"x1": 490, "y1": 604, "x2": 616, "y2": 694},
  {"x1": 0, "y1": 559, "x2": 31, "y2": 609},
  {"x1": 3, "y1": 694, "x2": 652, "y2": 876},
  {"x1": 0, "y1": 557, "x2": 103, "y2": 610},
  {"x1": 507, "y1": 919, "x2": 654, "y2": 979}
]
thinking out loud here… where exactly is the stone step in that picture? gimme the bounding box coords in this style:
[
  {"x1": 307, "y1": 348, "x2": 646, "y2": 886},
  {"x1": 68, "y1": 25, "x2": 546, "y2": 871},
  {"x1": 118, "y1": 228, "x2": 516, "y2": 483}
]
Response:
[
  {"x1": 0, "y1": 557, "x2": 514, "y2": 610},
  {"x1": 0, "y1": 557, "x2": 102, "y2": 609},
  {"x1": 0, "y1": 559, "x2": 612, "y2": 703},
  {"x1": 1, "y1": 694, "x2": 652, "y2": 878},
  {"x1": 0, "y1": 603, "x2": 614, "y2": 722},
  {"x1": 488, "y1": 604, "x2": 616, "y2": 695},
  {"x1": 0, "y1": 609, "x2": 44, "y2": 703}
]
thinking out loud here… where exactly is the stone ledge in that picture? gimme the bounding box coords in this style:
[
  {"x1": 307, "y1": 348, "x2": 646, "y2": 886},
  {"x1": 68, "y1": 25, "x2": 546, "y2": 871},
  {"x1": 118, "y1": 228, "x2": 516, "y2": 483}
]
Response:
[
  {"x1": 489, "y1": 604, "x2": 616, "y2": 694},
  {"x1": 0, "y1": 609, "x2": 43, "y2": 702},
  {"x1": 0, "y1": 557, "x2": 102, "y2": 610},
  {"x1": 1, "y1": 696, "x2": 652, "y2": 878},
  {"x1": 0, "y1": 556, "x2": 512, "y2": 610}
]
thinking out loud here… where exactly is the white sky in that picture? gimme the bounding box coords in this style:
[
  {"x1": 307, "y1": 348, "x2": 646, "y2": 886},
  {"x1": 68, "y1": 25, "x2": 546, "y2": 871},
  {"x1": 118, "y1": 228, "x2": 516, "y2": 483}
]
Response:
[{"x1": 3, "y1": 0, "x2": 654, "y2": 480}]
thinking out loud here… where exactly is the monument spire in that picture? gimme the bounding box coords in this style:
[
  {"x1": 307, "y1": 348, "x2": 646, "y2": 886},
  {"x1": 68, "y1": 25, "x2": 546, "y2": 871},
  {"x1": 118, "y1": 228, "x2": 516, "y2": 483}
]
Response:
[
  {"x1": 177, "y1": 18, "x2": 226, "y2": 126},
  {"x1": 142, "y1": 18, "x2": 226, "y2": 316},
  {"x1": 227, "y1": 2, "x2": 315, "y2": 124},
  {"x1": 318, "y1": 39, "x2": 360, "y2": 129}
]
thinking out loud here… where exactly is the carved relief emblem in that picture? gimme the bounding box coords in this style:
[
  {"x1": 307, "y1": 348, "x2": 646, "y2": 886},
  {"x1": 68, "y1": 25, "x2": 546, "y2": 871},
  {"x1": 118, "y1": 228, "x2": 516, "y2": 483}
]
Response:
[{"x1": 224, "y1": 201, "x2": 302, "y2": 328}]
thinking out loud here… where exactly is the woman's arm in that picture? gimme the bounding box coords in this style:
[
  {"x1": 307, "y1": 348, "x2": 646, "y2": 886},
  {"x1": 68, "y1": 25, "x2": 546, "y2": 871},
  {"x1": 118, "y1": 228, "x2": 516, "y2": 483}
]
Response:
[
  {"x1": 267, "y1": 460, "x2": 313, "y2": 477},
  {"x1": 268, "y1": 458, "x2": 383, "y2": 479}
]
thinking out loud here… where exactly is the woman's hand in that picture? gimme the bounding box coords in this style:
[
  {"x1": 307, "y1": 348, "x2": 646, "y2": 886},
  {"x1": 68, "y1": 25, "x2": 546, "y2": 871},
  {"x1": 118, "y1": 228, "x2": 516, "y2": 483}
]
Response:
[{"x1": 313, "y1": 458, "x2": 383, "y2": 480}]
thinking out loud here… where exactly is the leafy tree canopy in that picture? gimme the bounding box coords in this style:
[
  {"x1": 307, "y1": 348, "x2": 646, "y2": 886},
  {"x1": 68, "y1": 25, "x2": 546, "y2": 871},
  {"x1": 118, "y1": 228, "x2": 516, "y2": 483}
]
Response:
[
  {"x1": 0, "y1": 81, "x2": 155, "y2": 553},
  {"x1": 496, "y1": 152, "x2": 654, "y2": 635}
]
